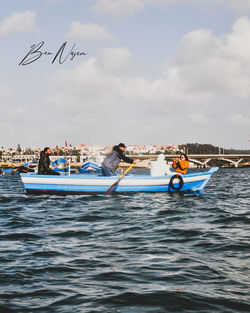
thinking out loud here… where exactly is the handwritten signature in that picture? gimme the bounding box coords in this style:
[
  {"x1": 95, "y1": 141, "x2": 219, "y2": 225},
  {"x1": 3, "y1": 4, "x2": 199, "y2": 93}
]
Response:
[{"x1": 19, "y1": 41, "x2": 87, "y2": 66}]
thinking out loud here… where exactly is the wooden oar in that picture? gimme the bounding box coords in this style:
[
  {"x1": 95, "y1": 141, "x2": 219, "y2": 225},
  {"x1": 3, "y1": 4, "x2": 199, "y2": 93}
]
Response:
[{"x1": 105, "y1": 163, "x2": 135, "y2": 195}]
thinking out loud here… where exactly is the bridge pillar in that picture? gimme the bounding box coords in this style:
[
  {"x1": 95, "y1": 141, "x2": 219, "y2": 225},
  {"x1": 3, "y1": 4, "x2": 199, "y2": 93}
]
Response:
[
  {"x1": 234, "y1": 159, "x2": 243, "y2": 167},
  {"x1": 189, "y1": 158, "x2": 211, "y2": 168},
  {"x1": 221, "y1": 158, "x2": 243, "y2": 167}
]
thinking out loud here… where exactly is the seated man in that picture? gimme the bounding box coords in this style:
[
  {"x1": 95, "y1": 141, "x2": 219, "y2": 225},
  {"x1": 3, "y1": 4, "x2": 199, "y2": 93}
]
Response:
[
  {"x1": 172, "y1": 153, "x2": 189, "y2": 175},
  {"x1": 101, "y1": 143, "x2": 136, "y2": 176},
  {"x1": 38, "y1": 147, "x2": 60, "y2": 175}
]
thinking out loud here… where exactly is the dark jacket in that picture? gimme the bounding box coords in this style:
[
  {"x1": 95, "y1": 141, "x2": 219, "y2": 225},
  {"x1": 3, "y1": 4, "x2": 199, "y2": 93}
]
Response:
[
  {"x1": 38, "y1": 151, "x2": 59, "y2": 175},
  {"x1": 101, "y1": 145, "x2": 133, "y2": 173}
]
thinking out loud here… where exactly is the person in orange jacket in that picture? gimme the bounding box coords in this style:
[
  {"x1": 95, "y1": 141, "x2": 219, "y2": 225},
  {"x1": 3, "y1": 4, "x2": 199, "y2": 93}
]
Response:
[{"x1": 172, "y1": 153, "x2": 189, "y2": 175}]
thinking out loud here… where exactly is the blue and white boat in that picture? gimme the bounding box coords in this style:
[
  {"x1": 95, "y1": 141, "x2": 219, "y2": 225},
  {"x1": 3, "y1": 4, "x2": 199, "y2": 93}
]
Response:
[
  {"x1": 51, "y1": 158, "x2": 69, "y2": 173},
  {"x1": 1, "y1": 168, "x2": 14, "y2": 173},
  {"x1": 80, "y1": 161, "x2": 101, "y2": 173},
  {"x1": 20, "y1": 167, "x2": 218, "y2": 195}
]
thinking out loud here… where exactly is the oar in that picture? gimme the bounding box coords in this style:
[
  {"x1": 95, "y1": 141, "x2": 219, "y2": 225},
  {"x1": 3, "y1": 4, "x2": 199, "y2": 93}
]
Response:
[{"x1": 105, "y1": 163, "x2": 135, "y2": 195}]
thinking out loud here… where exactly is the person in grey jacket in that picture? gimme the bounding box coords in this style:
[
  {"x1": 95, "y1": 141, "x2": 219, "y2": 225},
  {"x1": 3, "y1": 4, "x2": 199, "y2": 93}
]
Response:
[{"x1": 101, "y1": 143, "x2": 136, "y2": 176}]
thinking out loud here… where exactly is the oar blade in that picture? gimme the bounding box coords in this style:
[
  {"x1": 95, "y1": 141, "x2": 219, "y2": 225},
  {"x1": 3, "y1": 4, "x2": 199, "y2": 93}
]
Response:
[
  {"x1": 104, "y1": 163, "x2": 135, "y2": 195},
  {"x1": 105, "y1": 181, "x2": 118, "y2": 195}
]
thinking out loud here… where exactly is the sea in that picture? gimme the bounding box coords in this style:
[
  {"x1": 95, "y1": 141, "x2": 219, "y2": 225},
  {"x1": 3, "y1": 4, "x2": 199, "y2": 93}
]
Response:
[{"x1": 0, "y1": 168, "x2": 249, "y2": 313}]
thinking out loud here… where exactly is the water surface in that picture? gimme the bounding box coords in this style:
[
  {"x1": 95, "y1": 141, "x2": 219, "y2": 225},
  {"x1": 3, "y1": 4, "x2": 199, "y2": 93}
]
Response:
[{"x1": 0, "y1": 168, "x2": 249, "y2": 312}]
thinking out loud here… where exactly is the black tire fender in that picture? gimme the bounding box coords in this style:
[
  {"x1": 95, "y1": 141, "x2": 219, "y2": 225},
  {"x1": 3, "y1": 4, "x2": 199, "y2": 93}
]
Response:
[{"x1": 169, "y1": 174, "x2": 184, "y2": 191}]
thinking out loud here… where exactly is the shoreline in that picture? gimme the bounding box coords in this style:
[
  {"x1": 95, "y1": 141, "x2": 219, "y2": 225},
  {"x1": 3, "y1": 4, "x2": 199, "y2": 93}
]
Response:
[{"x1": 1, "y1": 161, "x2": 249, "y2": 170}]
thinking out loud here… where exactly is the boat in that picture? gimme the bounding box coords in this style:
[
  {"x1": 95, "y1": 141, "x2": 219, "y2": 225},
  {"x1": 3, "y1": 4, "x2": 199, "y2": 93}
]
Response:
[
  {"x1": 1, "y1": 168, "x2": 15, "y2": 173},
  {"x1": 0, "y1": 163, "x2": 16, "y2": 174},
  {"x1": 80, "y1": 161, "x2": 102, "y2": 173},
  {"x1": 20, "y1": 167, "x2": 218, "y2": 195},
  {"x1": 0, "y1": 161, "x2": 37, "y2": 174},
  {"x1": 51, "y1": 158, "x2": 69, "y2": 173}
]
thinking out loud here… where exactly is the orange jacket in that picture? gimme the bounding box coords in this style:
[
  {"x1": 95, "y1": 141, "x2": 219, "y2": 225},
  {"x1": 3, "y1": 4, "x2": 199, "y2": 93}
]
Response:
[{"x1": 173, "y1": 159, "x2": 189, "y2": 175}]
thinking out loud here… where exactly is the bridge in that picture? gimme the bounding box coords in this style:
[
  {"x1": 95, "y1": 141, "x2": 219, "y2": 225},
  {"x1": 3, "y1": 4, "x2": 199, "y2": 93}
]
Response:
[
  {"x1": 1, "y1": 153, "x2": 250, "y2": 168},
  {"x1": 130, "y1": 154, "x2": 250, "y2": 168}
]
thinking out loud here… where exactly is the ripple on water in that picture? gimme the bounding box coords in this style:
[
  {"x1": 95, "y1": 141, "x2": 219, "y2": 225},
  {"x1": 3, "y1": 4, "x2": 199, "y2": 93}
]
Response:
[{"x1": 0, "y1": 169, "x2": 249, "y2": 313}]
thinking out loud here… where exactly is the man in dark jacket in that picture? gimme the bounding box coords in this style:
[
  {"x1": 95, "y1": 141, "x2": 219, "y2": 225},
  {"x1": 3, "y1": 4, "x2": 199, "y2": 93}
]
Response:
[
  {"x1": 101, "y1": 143, "x2": 136, "y2": 176},
  {"x1": 38, "y1": 147, "x2": 60, "y2": 175}
]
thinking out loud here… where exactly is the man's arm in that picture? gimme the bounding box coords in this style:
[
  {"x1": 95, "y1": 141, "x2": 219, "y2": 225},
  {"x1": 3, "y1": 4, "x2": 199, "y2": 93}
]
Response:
[{"x1": 118, "y1": 150, "x2": 134, "y2": 164}]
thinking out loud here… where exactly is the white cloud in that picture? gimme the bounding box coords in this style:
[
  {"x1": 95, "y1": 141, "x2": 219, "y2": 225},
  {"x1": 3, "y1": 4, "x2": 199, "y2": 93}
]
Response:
[
  {"x1": 146, "y1": 0, "x2": 250, "y2": 11},
  {"x1": 49, "y1": 16, "x2": 250, "y2": 111},
  {"x1": 227, "y1": 114, "x2": 250, "y2": 125},
  {"x1": 91, "y1": 0, "x2": 250, "y2": 17},
  {"x1": 43, "y1": 16, "x2": 250, "y2": 146},
  {"x1": 227, "y1": 0, "x2": 250, "y2": 12},
  {"x1": 171, "y1": 17, "x2": 250, "y2": 99},
  {"x1": 0, "y1": 11, "x2": 37, "y2": 37},
  {"x1": 48, "y1": 48, "x2": 207, "y2": 112},
  {"x1": 151, "y1": 0, "x2": 250, "y2": 12},
  {"x1": 66, "y1": 21, "x2": 114, "y2": 40},
  {"x1": 0, "y1": 85, "x2": 12, "y2": 100},
  {"x1": 0, "y1": 85, "x2": 30, "y2": 133},
  {"x1": 223, "y1": 17, "x2": 250, "y2": 60},
  {"x1": 96, "y1": 48, "x2": 136, "y2": 75},
  {"x1": 91, "y1": 0, "x2": 144, "y2": 17},
  {"x1": 188, "y1": 113, "x2": 209, "y2": 125},
  {"x1": 44, "y1": 0, "x2": 67, "y2": 2}
]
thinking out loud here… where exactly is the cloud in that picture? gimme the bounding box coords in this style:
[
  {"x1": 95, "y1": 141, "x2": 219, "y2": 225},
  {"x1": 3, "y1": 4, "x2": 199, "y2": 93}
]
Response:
[
  {"x1": 49, "y1": 17, "x2": 250, "y2": 110},
  {"x1": 0, "y1": 85, "x2": 12, "y2": 100},
  {"x1": 95, "y1": 48, "x2": 136, "y2": 75},
  {"x1": 227, "y1": 0, "x2": 250, "y2": 12},
  {"x1": 153, "y1": 0, "x2": 250, "y2": 13},
  {"x1": 0, "y1": 11, "x2": 38, "y2": 37},
  {"x1": 0, "y1": 85, "x2": 30, "y2": 133},
  {"x1": 145, "y1": 0, "x2": 250, "y2": 11},
  {"x1": 223, "y1": 16, "x2": 250, "y2": 60},
  {"x1": 188, "y1": 113, "x2": 209, "y2": 125},
  {"x1": 43, "y1": 17, "x2": 250, "y2": 146},
  {"x1": 66, "y1": 21, "x2": 114, "y2": 40},
  {"x1": 44, "y1": 0, "x2": 67, "y2": 2},
  {"x1": 47, "y1": 49, "x2": 190, "y2": 110},
  {"x1": 90, "y1": 0, "x2": 250, "y2": 17},
  {"x1": 227, "y1": 114, "x2": 250, "y2": 125},
  {"x1": 171, "y1": 17, "x2": 250, "y2": 99},
  {"x1": 91, "y1": 0, "x2": 144, "y2": 17}
]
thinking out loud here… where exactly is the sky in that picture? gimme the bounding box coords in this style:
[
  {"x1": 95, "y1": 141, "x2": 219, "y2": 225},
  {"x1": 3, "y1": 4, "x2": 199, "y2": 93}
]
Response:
[{"x1": 0, "y1": 0, "x2": 250, "y2": 149}]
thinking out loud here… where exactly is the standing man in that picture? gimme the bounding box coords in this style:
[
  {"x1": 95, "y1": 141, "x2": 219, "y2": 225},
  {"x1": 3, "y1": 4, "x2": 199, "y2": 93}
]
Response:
[
  {"x1": 101, "y1": 143, "x2": 136, "y2": 176},
  {"x1": 38, "y1": 147, "x2": 60, "y2": 175}
]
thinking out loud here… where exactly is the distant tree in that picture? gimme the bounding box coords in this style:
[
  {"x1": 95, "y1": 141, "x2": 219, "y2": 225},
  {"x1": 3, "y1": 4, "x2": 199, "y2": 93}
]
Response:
[
  {"x1": 224, "y1": 148, "x2": 250, "y2": 154},
  {"x1": 186, "y1": 143, "x2": 219, "y2": 154},
  {"x1": 70, "y1": 149, "x2": 81, "y2": 156},
  {"x1": 185, "y1": 143, "x2": 250, "y2": 154}
]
